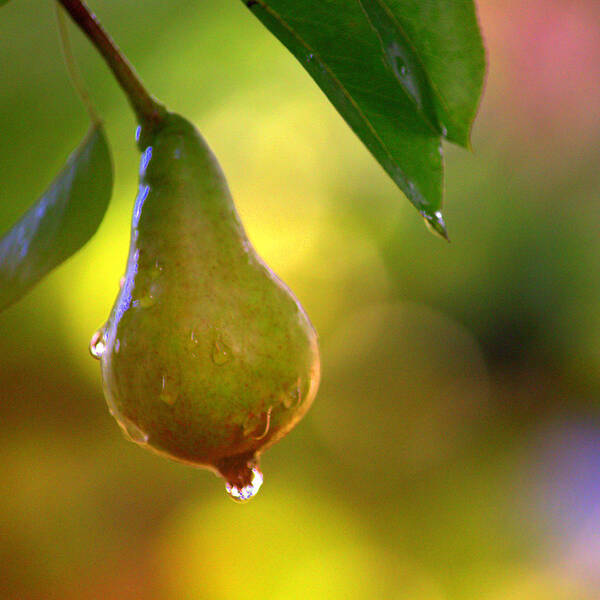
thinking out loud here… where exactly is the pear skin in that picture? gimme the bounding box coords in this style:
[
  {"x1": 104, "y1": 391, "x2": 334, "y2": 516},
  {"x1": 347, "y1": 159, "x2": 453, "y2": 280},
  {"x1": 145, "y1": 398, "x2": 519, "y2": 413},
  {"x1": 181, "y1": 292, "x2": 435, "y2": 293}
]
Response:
[{"x1": 96, "y1": 113, "x2": 320, "y2": 499}]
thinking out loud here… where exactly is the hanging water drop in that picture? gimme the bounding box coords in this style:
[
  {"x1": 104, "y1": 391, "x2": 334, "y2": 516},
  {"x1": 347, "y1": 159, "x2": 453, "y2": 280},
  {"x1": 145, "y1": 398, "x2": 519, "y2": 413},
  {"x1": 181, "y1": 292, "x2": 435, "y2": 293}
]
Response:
[
  {"x1": 423, "y1": 210, "x2": 449, "y2": 241},
  {"x1": 89, "y1": 329, "x2": 106, "y2": 359},
  {"x1": 225, "y1": 467, "x2": 263, "y2": 503}
]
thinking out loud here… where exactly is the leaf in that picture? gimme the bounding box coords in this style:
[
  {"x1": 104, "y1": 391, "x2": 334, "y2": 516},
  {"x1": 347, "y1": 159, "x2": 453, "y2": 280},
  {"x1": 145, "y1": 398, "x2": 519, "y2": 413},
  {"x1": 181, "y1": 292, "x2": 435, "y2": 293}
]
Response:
[
  {"x1": 244, "y1": 0, "x2": 485, "y2": 236},
  {"x1": 0, "y1": 0, "x2": 11, "y2": 6},
  {"x1": 0, "y1": 124, "x2": 113, "y2": 311}
]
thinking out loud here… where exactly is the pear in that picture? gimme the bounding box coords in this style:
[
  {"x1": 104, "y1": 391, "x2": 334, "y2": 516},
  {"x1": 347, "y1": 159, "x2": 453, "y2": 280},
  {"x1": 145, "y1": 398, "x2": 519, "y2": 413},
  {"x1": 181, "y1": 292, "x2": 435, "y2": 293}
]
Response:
[{"x1": 93, "y1": 113, "x2": 320, "y2": 500}]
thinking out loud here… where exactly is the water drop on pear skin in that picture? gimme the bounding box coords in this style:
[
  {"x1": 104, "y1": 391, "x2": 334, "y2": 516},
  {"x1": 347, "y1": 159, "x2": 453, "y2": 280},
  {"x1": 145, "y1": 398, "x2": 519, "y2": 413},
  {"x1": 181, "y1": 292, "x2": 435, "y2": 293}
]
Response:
[
  {"x1": 121, "y1": 418, "x2": 149, "y2": 445},
  {"x1": 211, "y1": 335, "x2": 231, "y2": 365},
  {"x1": 137, "y1": 291, "x2": 157, "y2": 309},
  {"x1": 97, "y1": 111, "x2": 320, "y2": 498},
  {"x1": 187, "y1": 328, "x2": 200, "y2": 359},
  {"x1": 283, "y1": 379, "x2": 302, "y2": 409},
  {"x1": 159, "y1": 373, "x2": 178, "y2": 406},
  {"x1": 89, "y1": 329, "x2": 106, "y2": 359}
]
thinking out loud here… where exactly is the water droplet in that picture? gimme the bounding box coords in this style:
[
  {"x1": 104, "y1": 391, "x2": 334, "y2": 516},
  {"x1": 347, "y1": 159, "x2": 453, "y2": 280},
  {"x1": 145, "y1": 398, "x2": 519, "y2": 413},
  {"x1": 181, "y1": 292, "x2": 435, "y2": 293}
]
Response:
[
  {"x1": 114, "y1": 339, "x2": 121, "y2": 354},
  {"x1": 306, "y1": 53, "x2": 314, "y2": 62},
  {"x1": 135, "y1": 125, "x2": 142, "y2": 143},
  {"x1": 212, "y1": 337, "x2": 231, "y2": 365},
  {"x1": 387, "y1": 43, "x2": 419, "y2": 104},
  {"x1": 121, "y1": 418, "x2": 149, "y2": 445},
  {"x1": 133, "y1": 260, "x2": 163, "y2": 308},
  {"x1": 160, "y1": 373, "x2": 177, "y2": 406},
  {"x1": 225, "y1": 467, "x2": 263, "y2": 503},
  {"x1": 283, "y1": 379, "x2": 302, "y2": 409},
  {"x1": 422, "y1": 210, "x2": 449, "y2": 241},
  {"x1": 89, "y1": 329, "x2": 106, "y2": 359},
  {"x1": 138, "y1": 292, "x2": 157, "y2": 308},
  {"x1": 188, "y1": 328, "x2": 201, "y2": 358},
  {"x1": 150, "y1": 260, "x2": 163, "y2": 279},
  {"x1": 243, "y1": 407, "x2": 272, "y2": 439},
  {"x1": 441, "y1": 125, "x2": 448, "y2": 137}
]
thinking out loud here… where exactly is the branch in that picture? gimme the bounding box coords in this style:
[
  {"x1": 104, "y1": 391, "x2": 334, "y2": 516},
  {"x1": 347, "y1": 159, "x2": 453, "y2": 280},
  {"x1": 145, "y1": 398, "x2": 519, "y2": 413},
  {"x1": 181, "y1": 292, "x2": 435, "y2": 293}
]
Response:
[{"x1": 57, "y1": 0, "x2": 165, "y2": 126}]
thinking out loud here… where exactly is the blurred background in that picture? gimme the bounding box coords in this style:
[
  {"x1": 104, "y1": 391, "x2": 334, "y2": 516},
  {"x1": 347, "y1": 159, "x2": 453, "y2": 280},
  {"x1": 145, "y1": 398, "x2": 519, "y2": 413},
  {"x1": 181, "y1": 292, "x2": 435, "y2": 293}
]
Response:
[{"x1": 1, "y1": 0, "x2": 600, "y2": 598}]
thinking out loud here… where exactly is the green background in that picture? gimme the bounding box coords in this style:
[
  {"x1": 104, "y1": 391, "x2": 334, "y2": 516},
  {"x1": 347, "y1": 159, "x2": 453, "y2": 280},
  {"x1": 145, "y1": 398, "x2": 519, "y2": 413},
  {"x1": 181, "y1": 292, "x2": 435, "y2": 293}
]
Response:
[{"x1": 1, "y1": 0, "x2": 600, "y2": 598}]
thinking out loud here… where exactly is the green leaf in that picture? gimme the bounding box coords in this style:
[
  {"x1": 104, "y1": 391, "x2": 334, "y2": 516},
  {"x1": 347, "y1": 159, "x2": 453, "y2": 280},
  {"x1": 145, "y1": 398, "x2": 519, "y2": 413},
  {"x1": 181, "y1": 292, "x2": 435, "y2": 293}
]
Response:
[
  {"x1": 244, "y1": 0, "x2": 485, "y2": 236},
  {"x1": 0, "y1": 124, "x2": 112, "y2": 311},
  {"x1": 0, "y1": 0, "x2": 11, "y2": 6}
]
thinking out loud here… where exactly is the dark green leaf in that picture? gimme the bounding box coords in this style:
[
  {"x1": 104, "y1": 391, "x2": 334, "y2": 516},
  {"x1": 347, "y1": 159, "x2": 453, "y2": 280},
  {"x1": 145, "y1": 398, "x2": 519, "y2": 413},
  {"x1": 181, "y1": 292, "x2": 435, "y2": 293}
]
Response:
[
  {"x1": 0, "y1": 124, "x2": 112, "y2": 311},
  {"x1": 0, "y1": 0, "x2": 11, "y2": 6},
  {"x1": 244, "y1": 0, "x2": 485, "y2": 236}
]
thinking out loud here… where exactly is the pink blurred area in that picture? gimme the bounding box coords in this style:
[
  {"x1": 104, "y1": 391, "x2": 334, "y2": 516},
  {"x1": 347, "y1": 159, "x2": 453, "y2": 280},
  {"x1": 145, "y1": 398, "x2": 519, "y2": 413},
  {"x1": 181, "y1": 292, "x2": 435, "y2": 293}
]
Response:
[{"x1": 478, "y1": 0, "x2": 600, "y2": 151}]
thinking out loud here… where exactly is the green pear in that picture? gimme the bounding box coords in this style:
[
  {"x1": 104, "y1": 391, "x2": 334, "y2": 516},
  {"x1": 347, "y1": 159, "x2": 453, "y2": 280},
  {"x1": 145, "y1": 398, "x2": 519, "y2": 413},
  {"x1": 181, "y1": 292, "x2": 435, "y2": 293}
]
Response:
[{"x1": 93, "y1": 113, "x2": 320, "y2": 501}]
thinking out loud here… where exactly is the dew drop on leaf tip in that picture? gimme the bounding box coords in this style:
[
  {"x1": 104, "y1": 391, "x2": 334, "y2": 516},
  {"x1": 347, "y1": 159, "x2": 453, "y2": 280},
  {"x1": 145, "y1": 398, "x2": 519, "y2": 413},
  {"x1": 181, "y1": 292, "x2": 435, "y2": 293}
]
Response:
[{"x1": 423, "y1": 210, "x2": 449, "y2": 241}]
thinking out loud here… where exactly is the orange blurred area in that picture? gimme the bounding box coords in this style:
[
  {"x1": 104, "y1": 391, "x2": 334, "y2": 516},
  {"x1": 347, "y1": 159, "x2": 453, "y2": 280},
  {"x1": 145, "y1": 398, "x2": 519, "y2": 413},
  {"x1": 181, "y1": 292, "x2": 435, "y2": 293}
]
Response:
[{"x1": 1, "y1": 0, "x2": 600, "y2": 598}]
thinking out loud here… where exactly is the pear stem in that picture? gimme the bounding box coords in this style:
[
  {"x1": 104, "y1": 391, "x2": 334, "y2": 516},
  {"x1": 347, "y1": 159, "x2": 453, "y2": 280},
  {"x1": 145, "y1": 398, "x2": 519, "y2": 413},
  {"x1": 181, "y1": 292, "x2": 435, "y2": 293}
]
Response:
[{"x1": 56, "y1": 0, "x2": 165, "y2": 127}]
